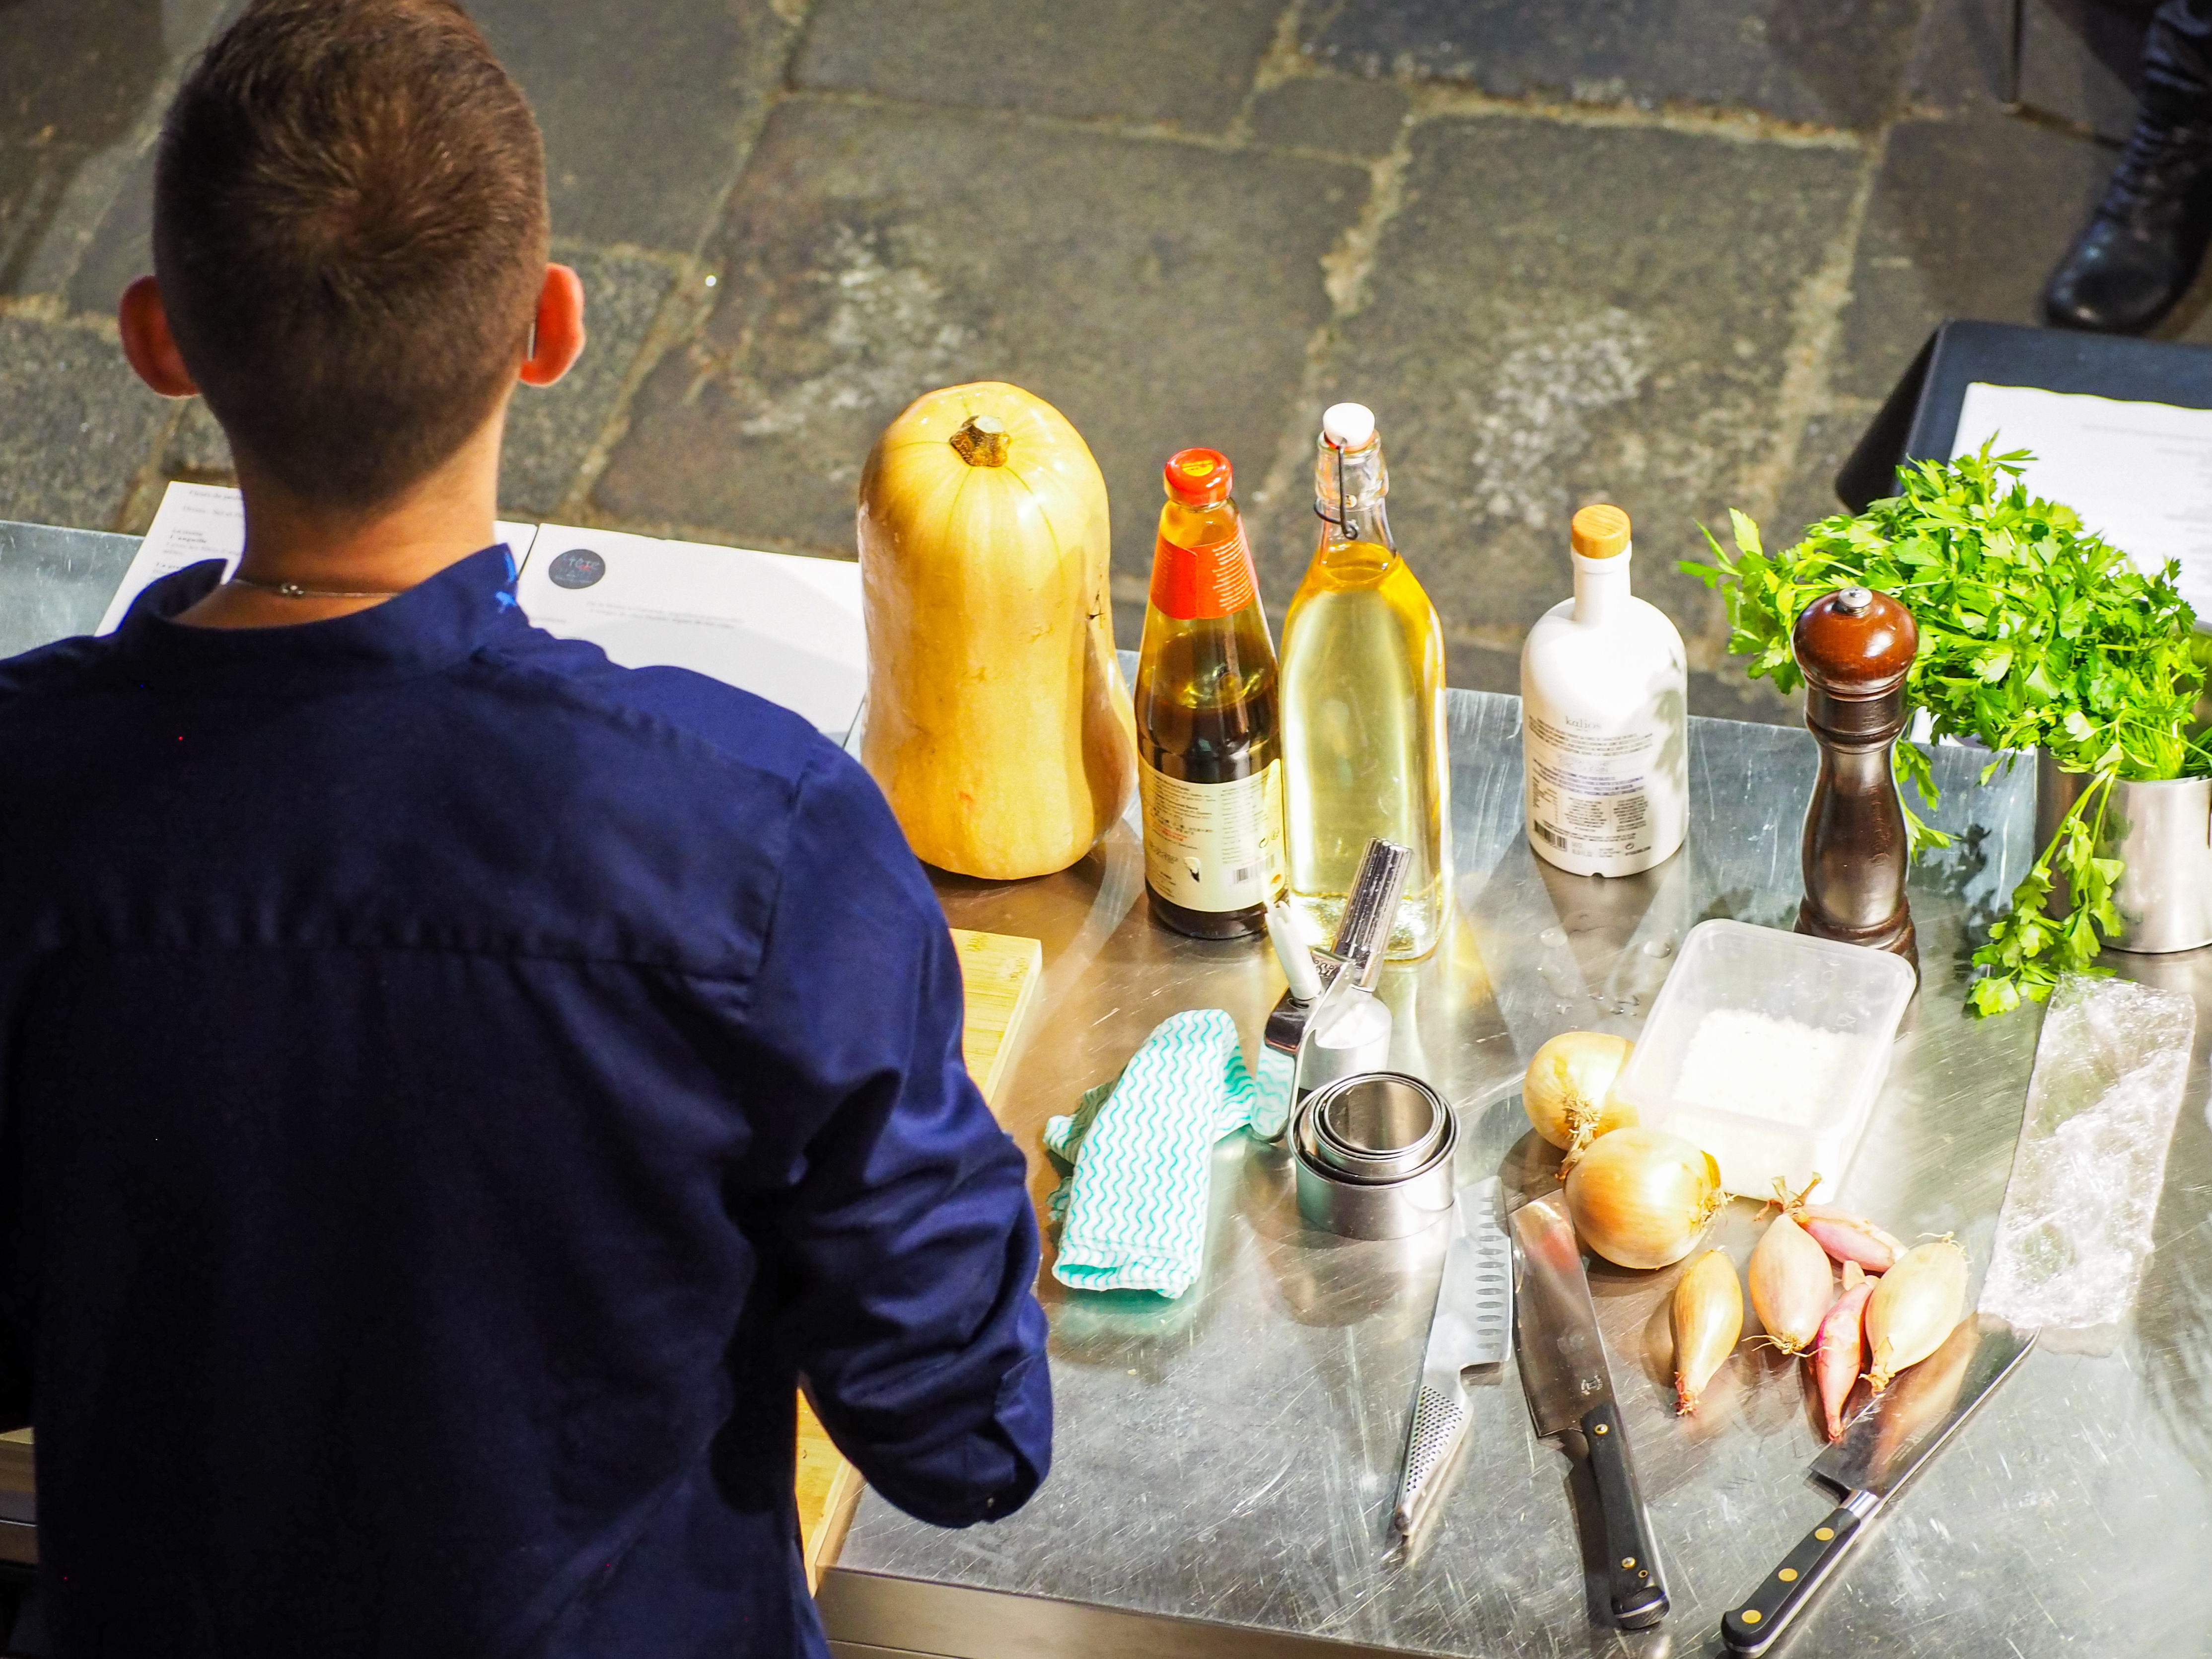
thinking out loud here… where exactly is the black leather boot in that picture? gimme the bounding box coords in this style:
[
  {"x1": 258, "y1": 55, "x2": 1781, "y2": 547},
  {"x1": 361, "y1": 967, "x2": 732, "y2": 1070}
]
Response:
[{"x1": 2043, "y1": 103, "x2": 2212, "y2": 334}]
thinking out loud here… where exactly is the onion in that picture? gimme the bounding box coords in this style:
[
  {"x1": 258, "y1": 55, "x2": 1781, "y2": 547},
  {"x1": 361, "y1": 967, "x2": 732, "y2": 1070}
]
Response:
[
  {"x1": 1748, "y1": 1211, "x2": 1833, "y2": 1355},
  {"x1": 1799, "y1": 1207, "x2": 1902, "y2": 1273},
  {"x1": 1523, "y1": 1032, "x2": 1636, "y2": 1174},
  {"x1": 1778, "y1": 1178, "x2": 1902, "y2": 1273},
  {"x1": 1563, "y1": 1127, "x2": 1724, "y2": 1270},
  {"x1": 1814, "y1": 1278, "x2": 1873, "y2": 1440},
  {"x1": 1865, "y1": 1238, "x2": 1968, "y2": 1391},
  {"x1": 1670, "y1": 1248, "x2": 1743, "y2": 1414}
]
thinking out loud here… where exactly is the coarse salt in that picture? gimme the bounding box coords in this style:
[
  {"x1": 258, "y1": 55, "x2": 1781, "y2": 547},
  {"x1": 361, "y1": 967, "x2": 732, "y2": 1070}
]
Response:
[{"x1": 1673, "y1": 1008, "x2": 1852, "y2": 1129}]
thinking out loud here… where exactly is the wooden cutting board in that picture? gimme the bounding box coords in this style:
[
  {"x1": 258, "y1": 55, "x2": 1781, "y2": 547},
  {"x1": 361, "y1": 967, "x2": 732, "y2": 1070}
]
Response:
[{"x1": 794, "y1": 926, "x2": 1043, "y2": 1588}]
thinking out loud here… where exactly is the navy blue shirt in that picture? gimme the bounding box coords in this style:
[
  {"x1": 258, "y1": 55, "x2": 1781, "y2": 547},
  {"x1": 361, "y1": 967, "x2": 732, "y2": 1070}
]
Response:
[{"x1": 0, "y1": 547, "x2": 1051, "y2": 1658}]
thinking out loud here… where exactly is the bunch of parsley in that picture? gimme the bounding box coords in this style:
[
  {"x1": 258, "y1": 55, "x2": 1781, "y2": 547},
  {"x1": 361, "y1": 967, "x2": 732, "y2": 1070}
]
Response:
[{"x1": 1684, "y1": 443, "x2": 2212, "y2": 1015}]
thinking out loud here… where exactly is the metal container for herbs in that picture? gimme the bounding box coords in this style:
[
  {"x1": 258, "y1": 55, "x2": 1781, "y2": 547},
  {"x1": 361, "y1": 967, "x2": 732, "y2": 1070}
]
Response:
[{"x1": 2037, "y1": 751, "x2": 2212, "y2": 955}]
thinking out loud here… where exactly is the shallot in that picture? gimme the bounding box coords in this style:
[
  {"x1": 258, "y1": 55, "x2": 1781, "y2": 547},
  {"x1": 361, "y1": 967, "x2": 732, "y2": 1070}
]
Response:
[
  {"x1": 1813, "y1": 1278, "x2": 1873, "y2": 1440},
  {"x1": 1522, "y1": 1032, "x2": 1636, "y2": 1173},
  {"x1": 1748, "y1": 1211, "x2": 1833, "y2": 1355},
  {"x1": 1564, "y1": 1127, "x2": 1726, "y2": 1270},
  {"x1": 1778, "y1": 1179, "x2": 1902, "y2": 1273},
  {"x1": 1865, "y1": 1238, "x2": 1969, "y2": 1391},
  {"x1": 1670, "y1": 1248, "x2": 1743, "y2": 1414},
  {"x1": 1802, "y1": 1207, "x2": 1901, "y2": 1273}
]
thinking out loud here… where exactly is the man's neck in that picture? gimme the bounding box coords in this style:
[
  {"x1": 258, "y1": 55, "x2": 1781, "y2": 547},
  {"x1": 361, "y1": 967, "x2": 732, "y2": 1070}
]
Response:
[{"x1": 174, "y1": 411, "x2": 508, "y2": 630}]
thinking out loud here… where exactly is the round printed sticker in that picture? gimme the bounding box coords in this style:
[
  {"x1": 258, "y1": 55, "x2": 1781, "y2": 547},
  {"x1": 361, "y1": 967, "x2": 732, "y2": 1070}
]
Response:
[{"x1": 547, "y1": 548, "x2": 607, "y2": 590}]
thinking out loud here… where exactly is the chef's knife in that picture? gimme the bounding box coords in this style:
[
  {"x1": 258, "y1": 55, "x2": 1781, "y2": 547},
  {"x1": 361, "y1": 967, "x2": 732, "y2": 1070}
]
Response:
[
  {"x1": 1393, "y1": 1178, "x2": 1514, "y2": 1540},
  {"x1": 1720, "y1": 1315, "x2": 2035, "y2": 1656},
  {"x1": 1511, "y1": 1191, "x2": 1668, "y2": 1630}
]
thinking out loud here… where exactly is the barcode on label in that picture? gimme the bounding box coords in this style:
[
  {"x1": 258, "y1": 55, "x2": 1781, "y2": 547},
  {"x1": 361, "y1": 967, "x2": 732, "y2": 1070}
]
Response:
[
  {"x1": 1231, "y1": 865, "x2": 1254, "y2": 884},
  {"x1": 1533, "y1": 823, "x2": 1567, "y2": 849}
]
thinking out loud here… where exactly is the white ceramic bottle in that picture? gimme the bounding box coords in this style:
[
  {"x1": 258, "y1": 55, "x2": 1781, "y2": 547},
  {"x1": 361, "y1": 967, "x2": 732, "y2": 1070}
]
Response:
[{"x1": 1520, "y1": 504, "x2": 1688, "y2": 877}]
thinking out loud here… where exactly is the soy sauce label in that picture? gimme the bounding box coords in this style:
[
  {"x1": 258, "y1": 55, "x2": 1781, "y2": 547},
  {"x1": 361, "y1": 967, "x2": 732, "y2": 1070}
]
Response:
[
  {"x1": 1140, "y1": 757, "x2": 1284, "y2": 913},
  {"x1": 1148, "y1": 523, "x2": 1258, "y2": 621}
]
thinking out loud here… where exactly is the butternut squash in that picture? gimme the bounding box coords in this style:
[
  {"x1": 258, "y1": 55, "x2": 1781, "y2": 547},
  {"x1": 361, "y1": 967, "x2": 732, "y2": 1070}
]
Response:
[{"x1": 857, "y1": 382, "x2": 1136, "y2": 879}]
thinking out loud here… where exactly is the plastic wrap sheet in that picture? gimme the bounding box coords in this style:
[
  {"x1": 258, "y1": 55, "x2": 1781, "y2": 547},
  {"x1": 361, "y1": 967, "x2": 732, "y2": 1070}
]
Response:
[{"x1": 1981, "y1": 972, "x2": 2196, "y2": 1355}]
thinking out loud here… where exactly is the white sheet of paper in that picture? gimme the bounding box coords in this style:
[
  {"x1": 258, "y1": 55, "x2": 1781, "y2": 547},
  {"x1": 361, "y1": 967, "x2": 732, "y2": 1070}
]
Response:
[
  {"x1": 516, "y1": 524, "x2": 866, "y2": 738},
  {"x1": 1952, "y1": 381, "x2": 2212, "y2": 616},
  {"x1": 96, "y1": 481, "x2": 541, "y2": 634}
]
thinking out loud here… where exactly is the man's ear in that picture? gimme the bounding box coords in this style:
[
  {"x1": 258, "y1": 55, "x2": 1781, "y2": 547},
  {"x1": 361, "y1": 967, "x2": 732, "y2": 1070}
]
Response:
[
  {"x1": 519, "y1": 264, "x2": 586, "y2": 388},
  {"x1": 118, "y1": 276, "x2": 199, "y2": 399}
]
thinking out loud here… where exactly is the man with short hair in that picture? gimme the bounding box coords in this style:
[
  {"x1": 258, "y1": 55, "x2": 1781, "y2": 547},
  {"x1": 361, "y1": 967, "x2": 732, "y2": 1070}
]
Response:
[{"x1": 0, "y1": 3, "x2": 1051, "y2": 1655}]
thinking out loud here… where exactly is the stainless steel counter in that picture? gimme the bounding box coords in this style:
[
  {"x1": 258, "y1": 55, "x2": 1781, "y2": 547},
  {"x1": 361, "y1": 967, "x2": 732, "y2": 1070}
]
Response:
[
  {"x1": 4, "y1": 521, "x2": 2207, "y2": 1655},
  {"x1": 826, "y1": 687, "x2": 2212, "y2": 1659},
  {"x1": 0, "y1": 521, "x2": 137, "y2": 658}
]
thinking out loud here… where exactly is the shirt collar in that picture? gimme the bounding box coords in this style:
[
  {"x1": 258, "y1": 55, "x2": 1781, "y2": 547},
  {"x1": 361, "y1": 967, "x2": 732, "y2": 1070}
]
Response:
[{"x1": 116, "y1": 544, "x2": 527, "y2": 692}]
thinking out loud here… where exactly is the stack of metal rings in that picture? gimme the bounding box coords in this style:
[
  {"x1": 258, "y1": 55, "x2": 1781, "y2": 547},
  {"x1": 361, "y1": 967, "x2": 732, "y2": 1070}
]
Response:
[{"x1": 1292, "y1": 1072, "x2": 1457, "y2": 1240}]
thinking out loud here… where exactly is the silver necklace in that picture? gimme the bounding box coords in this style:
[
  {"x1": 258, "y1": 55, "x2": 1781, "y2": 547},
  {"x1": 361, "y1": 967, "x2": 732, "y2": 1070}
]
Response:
[{"x1": 227, "y1": 574, "x2": 405, "y2": 600}]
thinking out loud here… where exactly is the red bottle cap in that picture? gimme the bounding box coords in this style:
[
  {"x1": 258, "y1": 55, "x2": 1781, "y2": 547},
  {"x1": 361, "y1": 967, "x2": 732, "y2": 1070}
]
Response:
[{"x1": 1164, "y1": 447, "x2": 1233, "y2": 507}]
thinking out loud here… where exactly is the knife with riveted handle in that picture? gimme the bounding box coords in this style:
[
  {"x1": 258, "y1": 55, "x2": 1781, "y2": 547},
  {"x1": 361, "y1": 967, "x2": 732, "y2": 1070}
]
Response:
[
  {"x1": 1721, "y1": 1316, "x2": 2036, "y2": 1656},
  {"x1": 1510, "y1": 1192, "x2": 1668, "y2": 1630}
]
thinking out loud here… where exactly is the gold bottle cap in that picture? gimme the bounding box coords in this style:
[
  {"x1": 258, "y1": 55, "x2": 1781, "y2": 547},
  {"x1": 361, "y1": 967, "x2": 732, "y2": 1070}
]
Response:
[{"x1": 1570, "y1": 504, "x2": 1632, "y2": 559}]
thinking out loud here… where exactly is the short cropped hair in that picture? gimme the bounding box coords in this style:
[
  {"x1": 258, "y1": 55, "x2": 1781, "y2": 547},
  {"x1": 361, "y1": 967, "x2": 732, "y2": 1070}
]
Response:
[{"x1": 153, "y1": 0, "x2": 548, "y2": 507}]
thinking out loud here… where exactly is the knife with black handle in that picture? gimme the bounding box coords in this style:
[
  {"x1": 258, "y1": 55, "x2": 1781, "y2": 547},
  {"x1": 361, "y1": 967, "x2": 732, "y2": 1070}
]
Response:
[
  {"x1": 1580, "y1": 1396, "x2": 1667, "y2": 1628},
  {"x1": 1510, "y1": 1193, "x2": 1668, "y2": 1630},
  {"x1": 1720, "y1": 1500, "x2": 1869, "y2": 1653},
  {"x1": 1720, "y1": 1317, "x2": 2035, "y2": 1656}
]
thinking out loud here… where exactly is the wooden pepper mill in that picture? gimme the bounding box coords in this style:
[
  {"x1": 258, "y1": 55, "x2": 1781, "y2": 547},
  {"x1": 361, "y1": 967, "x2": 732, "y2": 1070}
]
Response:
[{"x1": 1793, "y1": 585, "x2": 1919, "y2": 978}]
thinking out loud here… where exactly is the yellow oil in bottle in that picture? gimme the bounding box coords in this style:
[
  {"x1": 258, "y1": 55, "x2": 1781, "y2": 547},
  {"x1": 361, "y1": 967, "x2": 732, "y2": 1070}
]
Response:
[{"x1": 1279, "y1": 408, "x2": 1449, "y2": 958}]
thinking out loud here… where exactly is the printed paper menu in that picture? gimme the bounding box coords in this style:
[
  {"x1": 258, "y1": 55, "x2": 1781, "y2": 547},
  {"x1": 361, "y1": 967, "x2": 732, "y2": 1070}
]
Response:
[{"x1": 1953, "y1": 382, "x2": 2212, "y2": 618}]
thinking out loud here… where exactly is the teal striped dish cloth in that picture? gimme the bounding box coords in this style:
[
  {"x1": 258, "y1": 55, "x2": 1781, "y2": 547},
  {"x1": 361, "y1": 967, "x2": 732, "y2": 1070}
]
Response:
[{"x1": 1043, "y1": 1009, "x2": 1292, "y2": 1298}]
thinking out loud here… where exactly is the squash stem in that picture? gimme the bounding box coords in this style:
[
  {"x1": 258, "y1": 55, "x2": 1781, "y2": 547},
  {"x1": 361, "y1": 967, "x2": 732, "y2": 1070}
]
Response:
[{"x1": 950, "y1": 415, "x2": 1009, "y2": 468}]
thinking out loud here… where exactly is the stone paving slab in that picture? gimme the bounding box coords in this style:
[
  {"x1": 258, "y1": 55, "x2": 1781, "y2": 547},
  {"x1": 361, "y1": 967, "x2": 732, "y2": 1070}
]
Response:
[
  {"x1": 1248, "y1": 74, "x2": 1410, "y2": 156},
  {"x1": 1769, "y1": 405, "x2": 1873, "y2": 549},
  {"x1": 795, "y1": 0, "x2": 1286, "y2": 132},
  {"x1": 135, "y1": 245, "x2": 686, "y2": 523},
  {"x1": 597, "y1": 96, "x2": 1369, "y2": 578},
  {"x1": 1902, "y1": 0, "x2": 2012, "y2": 113},
  {"x1": 2016, "y1": 0, "x2": 2151, "y2": 139},
  {"x1": 65, "y1": 140, "x2": 156, "y2": 321},
  {"x1": 48, "y1": 0, "x2": 784, "y2": 318},
  {"x1": 1424, "y1": 637, "x2": 1802, "y2": 723},
  {"x1": 1674, "y1": 404, "x2": 1877, "y2": 722},
  {"x1": 163, "y1": 397, "x2": 232, "y2": 483},
  {"x1": 1249, "y1": 115, "x2": 1861, "y2": 685},
  {"x1": 501, "y1": 244, "x2": 684, "y2": 516},
  {"x1": 1692, "y1": 662, "x2": 1803, "y2": 723},
  {"x1": 5, "y1": 0, "x2": 2197, "y2": 738},
  {"x1": 0, "y1": 0, "x2": 175, "y2": 299},
  {"x1": 1833, "y1": 114, "x2": 2111, "y2": 403},
  {"x1": 0, "y1": 313, "x2": 173, "y2": 532},
  {"x1": 1302, "y1": 0, "x2": 1924, "y2": 130},
  {"x1": 1908, "y1": 0, "x2": 2152, "y2": 138},
  {"x1": 0, "y1": 1, "x2": 170, "y2": 151},
  {"x1": 474, "y1": 0, "x2": 796, "y2": 255}
]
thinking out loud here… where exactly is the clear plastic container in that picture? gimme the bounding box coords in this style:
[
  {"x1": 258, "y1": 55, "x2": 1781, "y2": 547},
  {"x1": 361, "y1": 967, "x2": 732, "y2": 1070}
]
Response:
[{"x1": 1612, "y1": 919, "x2": 1915, "y2": 1198}]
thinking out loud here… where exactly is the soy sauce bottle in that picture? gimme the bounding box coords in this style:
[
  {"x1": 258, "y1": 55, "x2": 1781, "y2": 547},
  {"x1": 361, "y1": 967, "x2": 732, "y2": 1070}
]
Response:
[{"x1": 1133, "y1": 448, "x2": 1285, "y2": 939}]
